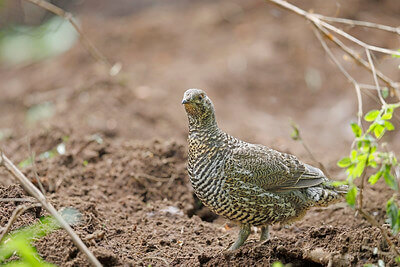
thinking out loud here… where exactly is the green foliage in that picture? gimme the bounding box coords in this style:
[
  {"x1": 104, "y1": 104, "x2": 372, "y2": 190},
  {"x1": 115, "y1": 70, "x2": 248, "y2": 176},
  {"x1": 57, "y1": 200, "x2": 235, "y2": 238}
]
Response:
[
  {"x1": 290, "y1": 122, "x2": 300, "y2": 141},
  {"x1": 337, "y1": 103, "x2": 400, "y2": 236},
  {"x1": 346, "y1": 186, "x2": 357, "y2": 208},
  {"x1": 0, "y1": 16, "x2": 78, "y2": 65},
  {"x1": 0, "y1": 208, "x2": 80, "y2": 266},
  {"x1": 272, "y1": 262, "x2": 284, "y2": 267},
  {"x1": 386, "y1": 197, "x2": 400, "y2": 235}
]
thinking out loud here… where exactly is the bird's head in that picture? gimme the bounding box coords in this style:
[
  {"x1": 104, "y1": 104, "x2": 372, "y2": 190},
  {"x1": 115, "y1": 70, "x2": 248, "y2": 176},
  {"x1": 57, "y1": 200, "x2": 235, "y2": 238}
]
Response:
[{"x1": 182, "y1": 89, "x2": 216, "y2": 128}]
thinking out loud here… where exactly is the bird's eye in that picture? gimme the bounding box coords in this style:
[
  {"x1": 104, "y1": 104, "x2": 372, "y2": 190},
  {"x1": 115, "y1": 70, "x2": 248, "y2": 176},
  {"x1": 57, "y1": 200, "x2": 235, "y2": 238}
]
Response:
[{"x1": 198, "y1": 95, "x2": 204, "y2": 100}]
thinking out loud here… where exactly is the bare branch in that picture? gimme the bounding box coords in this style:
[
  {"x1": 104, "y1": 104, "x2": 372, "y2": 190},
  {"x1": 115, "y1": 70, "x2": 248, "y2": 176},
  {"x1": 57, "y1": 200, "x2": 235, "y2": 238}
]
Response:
[
  {"x1": 311, "y1": 26, "x2": 363, "y2": 125},
  {"x1": 0, "y1": 151, "x2": 102, "y2": 267},
  {"x1": 0, "y1": 198, "x2": 37, "y2": 202},
  {"x1": 267, "y1": 0, "x2": 400, "y2": 99},
  {"x1": 365, "y1": 49, "x2": 387, "y2": 106},
  {"x1": 314, "y1": 14, "x2": 400, "y2": 35}
]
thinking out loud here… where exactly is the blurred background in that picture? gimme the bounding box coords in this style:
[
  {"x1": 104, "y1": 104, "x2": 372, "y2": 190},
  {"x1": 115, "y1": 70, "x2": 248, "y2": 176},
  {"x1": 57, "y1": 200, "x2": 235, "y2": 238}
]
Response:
[{"x1": 0, "y1": 0, "x2": 399, "y2": 173}]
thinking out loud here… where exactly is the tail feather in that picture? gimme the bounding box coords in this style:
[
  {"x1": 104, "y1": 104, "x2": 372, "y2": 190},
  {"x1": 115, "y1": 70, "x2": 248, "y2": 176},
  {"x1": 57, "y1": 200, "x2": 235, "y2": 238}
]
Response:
[{"x1": 306, "y1": 183, "x2": 348, "y2": 207}]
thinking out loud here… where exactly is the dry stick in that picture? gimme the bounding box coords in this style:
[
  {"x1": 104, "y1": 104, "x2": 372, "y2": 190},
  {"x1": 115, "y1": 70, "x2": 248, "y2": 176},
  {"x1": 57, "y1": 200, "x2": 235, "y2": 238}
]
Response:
[
  {"x1": 294, "y1": 127, "x2": 330, "y2": 177},
  {"x1": 0, "y1": 203, "x2": 42, "y2": 243},
  {"x1": 313, "y1": 17, "x2": 399, "y2": 99},
  {"x1": 314, "y1": 14, "x2": 400, "y2": 35},
  {"x1": 358, "y1": 148, "x2": 371, "y2": 211},
  {"x1": 267, "y1": 0, "x2": 400, "y2": 56},
  {"x1": 24, "y1": 0, "x2": 119, "y2": 75},
  {"x1": 365, "y1": 49, "x2": 387, "y2": 106},
  {"x1": 311, "y1": 26, "x2": 363, "y2": 126},
  {"x1": 0, "y1": 151, "x2": 102, "y2": 267},
  {"x1": 267, "y1": 0, "x2": 400, "y2": 99},
  {"x1": 0, "y1": 198, "x2": 37, "y2": 202}
]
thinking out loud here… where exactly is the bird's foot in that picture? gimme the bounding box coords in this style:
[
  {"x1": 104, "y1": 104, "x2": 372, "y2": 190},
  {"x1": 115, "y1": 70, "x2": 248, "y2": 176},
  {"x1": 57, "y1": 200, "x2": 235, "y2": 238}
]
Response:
[
  {"x1": 227, "y1": 224, "x2": 251, "y2": 251},
  {"x1": 260, "y1": 225, "x2": 269, "y2": 241}
]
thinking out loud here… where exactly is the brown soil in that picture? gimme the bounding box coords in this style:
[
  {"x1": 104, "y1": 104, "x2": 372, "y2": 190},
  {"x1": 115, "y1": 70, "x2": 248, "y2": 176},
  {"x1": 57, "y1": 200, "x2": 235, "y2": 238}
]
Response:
[{"x1": 1, "y1": 0, "x2": 400, "y2": 266}]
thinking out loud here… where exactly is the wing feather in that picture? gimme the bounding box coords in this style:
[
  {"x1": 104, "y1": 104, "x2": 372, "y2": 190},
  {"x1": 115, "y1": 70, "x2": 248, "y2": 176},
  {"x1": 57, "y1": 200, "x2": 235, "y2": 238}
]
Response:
[{"x1": 224, "y1": 144, "x2": 326, "y2": 190}]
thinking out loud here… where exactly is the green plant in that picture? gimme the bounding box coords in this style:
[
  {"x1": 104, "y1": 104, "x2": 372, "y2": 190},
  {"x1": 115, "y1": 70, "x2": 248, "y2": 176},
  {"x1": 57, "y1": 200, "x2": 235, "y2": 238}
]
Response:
[
  {"x1": 0, "y1": 208, "x2": 80, "y2": 266},
  {"x1": 337, "y1": 103, "x2": 400, "y2": 260}
]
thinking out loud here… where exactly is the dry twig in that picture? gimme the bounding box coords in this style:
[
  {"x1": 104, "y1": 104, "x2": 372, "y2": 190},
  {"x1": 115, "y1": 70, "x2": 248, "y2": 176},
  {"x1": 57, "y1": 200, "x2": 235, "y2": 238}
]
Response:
[
  {"x1": 267, "y1": 0, "x2": 400, "y2": 100},
  {"x1": 0, "y1": 198, "x2": 37, "y2": 202},
  {"x1": 0, "y1": 150, "x2": 102, "y2": 267},
  {"x1": 0, "y1": 203, "x2": 42, "y2": 243}
]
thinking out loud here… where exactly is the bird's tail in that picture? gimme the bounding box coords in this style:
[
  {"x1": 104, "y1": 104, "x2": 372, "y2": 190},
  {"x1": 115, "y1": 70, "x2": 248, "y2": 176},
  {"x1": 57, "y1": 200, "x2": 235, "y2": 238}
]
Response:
[{"x1": 306, "y1": 182, "x2": 348, "y2": 207}]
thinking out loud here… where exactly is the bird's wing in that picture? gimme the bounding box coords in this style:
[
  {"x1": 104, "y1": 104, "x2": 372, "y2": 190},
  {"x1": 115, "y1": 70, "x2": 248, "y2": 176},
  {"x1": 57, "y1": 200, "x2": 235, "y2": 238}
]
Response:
[{"x1": 224, "y1": 144, "x2": 326, "y2": 190}]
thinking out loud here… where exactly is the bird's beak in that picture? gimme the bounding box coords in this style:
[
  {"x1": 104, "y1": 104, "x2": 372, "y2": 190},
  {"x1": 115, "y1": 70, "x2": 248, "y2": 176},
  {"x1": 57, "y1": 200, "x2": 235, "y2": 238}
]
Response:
[{"x1": 182, "y1": 99, "x2": 189, "y2": 104}]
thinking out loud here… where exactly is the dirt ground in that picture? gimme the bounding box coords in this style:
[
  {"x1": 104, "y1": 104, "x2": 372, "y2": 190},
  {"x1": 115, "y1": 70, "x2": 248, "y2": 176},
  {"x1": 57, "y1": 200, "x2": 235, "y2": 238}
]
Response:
[{"x1": 1, "y1": 0, "x2": 400, "y2": 266}]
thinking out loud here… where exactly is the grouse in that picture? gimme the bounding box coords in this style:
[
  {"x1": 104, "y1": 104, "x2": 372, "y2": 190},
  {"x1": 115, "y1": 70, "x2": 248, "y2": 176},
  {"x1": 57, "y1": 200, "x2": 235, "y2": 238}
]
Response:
[{"x1": 182, "y1": 88, "x2": 347, "y2": 250}]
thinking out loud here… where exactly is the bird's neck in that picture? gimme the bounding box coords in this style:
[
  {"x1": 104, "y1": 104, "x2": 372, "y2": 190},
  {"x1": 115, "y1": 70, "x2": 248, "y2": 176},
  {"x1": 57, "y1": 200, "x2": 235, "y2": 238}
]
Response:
[{"x1": 188, "y1": 116, "x2": 219, "y2": 137}]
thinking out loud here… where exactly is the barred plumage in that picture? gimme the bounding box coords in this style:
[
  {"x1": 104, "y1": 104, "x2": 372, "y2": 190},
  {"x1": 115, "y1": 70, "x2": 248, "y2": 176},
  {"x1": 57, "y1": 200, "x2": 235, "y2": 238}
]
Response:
[{"x1": 182, "y1": 89, "x2": 347, "y2": 250}]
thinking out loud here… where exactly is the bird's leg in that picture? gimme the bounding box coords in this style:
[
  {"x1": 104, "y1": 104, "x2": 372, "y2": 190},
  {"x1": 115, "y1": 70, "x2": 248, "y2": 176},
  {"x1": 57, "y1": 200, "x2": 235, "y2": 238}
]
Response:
[
  {"x1": 228, "y1": 224, "x2": 251, "y2": 250},
  {"x1": 260, "y1": 225, "x2": 269, "y2": 241}
]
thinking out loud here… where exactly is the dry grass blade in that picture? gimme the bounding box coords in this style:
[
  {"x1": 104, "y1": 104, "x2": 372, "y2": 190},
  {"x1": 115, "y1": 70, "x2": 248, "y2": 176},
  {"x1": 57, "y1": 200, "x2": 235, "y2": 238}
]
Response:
[{"x1": 0, "y1": 150, "x2": 102, "y2": 267}]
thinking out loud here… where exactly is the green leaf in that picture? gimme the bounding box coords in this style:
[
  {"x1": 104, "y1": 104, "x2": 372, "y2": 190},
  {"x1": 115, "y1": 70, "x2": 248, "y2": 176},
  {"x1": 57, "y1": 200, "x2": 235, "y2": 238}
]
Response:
[
  {"x1": 350, "y1": 123, "x2": 362, "y2": 137},
  {"x1": 382, "y1": 112, "x2": 392, "y2": 120},
  {"x1": 346, "y1": 186, "x2": 357, "y2": 207},
  {"x1": 392, "y1": 48, "x2": 400, "y2": 58},
  {"x1": 384, "y1": 121, "x2": 395, "y2": 131},
  {"x1": 337, "y1": 157, "x2": 352, "y2": 168},
  {"x1": 386, "y1": 198, "x2": 400, "y2": 234},
  {"x1": 272, "y1": 262, "x2": 284, "y2": 267},
  {"x1": 373, "y1": 124, "x2": 385, "y2": 138},
  {"x1": 364, "y1": 110, "x2": 380, "y2": 121},
  {"x1": 382, "y1": 87, "x2": 389, "y2": 99},
  {"x1": 290, "y1": 122, "x2": 300, "y2": 141},
  {"x1": 350, "y1": 150, "x2": 357, "y2": 161},
  {"x1": 331, "y1": 181, "x2": 348, "y2": 187},
  {"x1": 368, "y1": 171, "x2": 382, "y2": 185},
  {"x1": 383, "y1": 171, "x2": 398, "y2": 191}
]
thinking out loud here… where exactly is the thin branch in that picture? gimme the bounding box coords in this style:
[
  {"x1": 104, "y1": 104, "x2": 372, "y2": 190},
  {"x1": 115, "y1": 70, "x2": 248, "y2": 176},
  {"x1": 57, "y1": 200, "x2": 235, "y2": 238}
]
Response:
[
  {"x1": 0, "y1": 198, "x2": 37, "y2": 202},
  {"x1": 0, "y1": 150, "x2": 102, "y2": 267},
  {"x1": 314, "y1": 14, "x2": 400, "y2": 35},
  {"x1": 267, "y1": 0, "x2": 400, "y2": 99},
  {"x1": 311, "y1": 26, "x2": 363, "y2": 125},
  {"x1": 24, "y1": 0, "x2": 121, "y2": 76},
  {"x1": 0, "y1": 203, "x2": 42, "y2": 243},
  {"x1": 365, "y1": 49, "x2": 387, "y2": 106},
  {"x1": 358, "y1": 148, "x2": 372, "y2": 211},
  {"x1": 316, "y1": 19, "x2": 400, "y2": 56}
]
